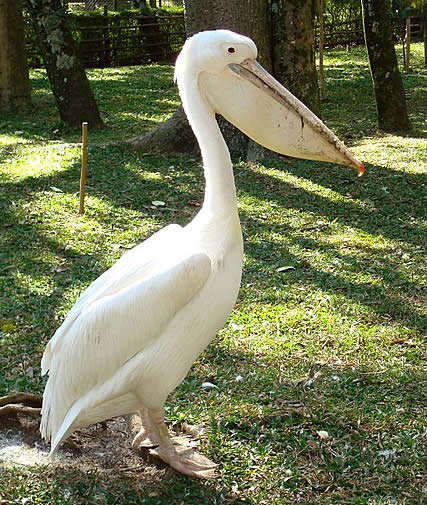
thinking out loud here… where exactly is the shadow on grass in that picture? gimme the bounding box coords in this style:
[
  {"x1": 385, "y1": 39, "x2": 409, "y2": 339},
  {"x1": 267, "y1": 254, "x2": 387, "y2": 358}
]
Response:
[
  {"x1": 0, "y1": 458, "x2": 252, "y2": 505},
  {"x1": 1, "y1": 145, "x2": 425, "y2": 372},
  {"x1": 235, "y1": 160, "x2": 426, "y2": 335},
  {"x1": 239, "y1": 159, "x2": 426, "y2": 245},
  {"x1": 0, "y1": 64, "x2": 178, "y2": 144}
]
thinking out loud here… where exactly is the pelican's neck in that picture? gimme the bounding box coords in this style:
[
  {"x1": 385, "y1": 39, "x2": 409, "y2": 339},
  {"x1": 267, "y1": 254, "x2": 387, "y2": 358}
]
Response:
[{"x1": 180, "y1": 72, "x2": 237, "y2": 217}]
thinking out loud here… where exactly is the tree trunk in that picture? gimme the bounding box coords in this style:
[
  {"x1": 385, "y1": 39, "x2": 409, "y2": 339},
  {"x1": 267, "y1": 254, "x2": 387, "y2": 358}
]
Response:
[
  {"x1": 317, "y1": 0, "x2": 326, "y2": 100},
  {"x1": 26, "y1": 0, "x2": 104, "y2": 129},
  {"x1": 0, "y1": 0, "x2": 31, "y2": 113},
  {"x1": 271, "y1": 0, "x2": 320, "y2": 116},
  {"x1": 128, "y1": 105, "x2": 197, "y2": 153},
  {"x1": 140, "y1": 15, "x2": 173, "y2": 63},
  {"x1": 129, "y1": 0, "x2": 270, "y2": 157},
  {"x1": 423, "y1": 1, "x2": 427, "y2": 66},
  {"x1": 184, "y1": 0, "x2": 271, "y2": 68},
  {"x1": 361, "y1": 0, "x2": 410, "y2": 132}
]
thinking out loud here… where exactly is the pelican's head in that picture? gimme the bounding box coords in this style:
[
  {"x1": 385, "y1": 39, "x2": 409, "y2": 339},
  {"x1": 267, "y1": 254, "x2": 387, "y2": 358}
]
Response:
[
  {"x1": 175, "y1": 30, "x2": 257, "y2": 81},
  {"x1": 175, "y1": 30, "x2": 364, "y2": 174}
]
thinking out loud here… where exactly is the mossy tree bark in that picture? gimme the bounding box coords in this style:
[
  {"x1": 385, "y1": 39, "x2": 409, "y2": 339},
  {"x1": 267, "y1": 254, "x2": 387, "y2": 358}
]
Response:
[
  {"x1": 0, "y1": 0, "x2": 31, "y2": 113},
  {"x1": 128, "y1": 0, "x2": 271, "y2": 157},
  {"x1": 271, "y1": 0, "x2": 320, "y2": 116},
  {"x1": 26, "y1": 0, "x2": 104, "y2": 129},
  {"x1": 361, "y1": 0, "x2": 410, "y2": 132}
]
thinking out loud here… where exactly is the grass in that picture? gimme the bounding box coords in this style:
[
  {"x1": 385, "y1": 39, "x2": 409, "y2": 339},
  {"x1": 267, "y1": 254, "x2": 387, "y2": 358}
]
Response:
[{"x1": 0, "y1": 43, "x2": 426, "y2": 504}]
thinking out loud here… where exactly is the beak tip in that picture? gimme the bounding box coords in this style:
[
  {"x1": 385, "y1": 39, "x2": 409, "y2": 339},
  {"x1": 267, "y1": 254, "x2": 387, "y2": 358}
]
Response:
[{"x1": 357, "y1": 161, "x2": 365, "y2": 176}]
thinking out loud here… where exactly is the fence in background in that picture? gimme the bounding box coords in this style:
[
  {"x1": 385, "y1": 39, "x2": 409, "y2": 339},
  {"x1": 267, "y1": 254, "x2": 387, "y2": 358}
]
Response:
[
  {"x1": 25, "y1": 12, "x2": 422, "y2": 69},
  {"x1": 316, "y1": 18, "x2": 364, "y2": 47},
  {"x1": 25, "y1": 12, "x2": 186, "y2": 68},
  {"x1": 66, "y1": 1, "x2": 183, "y2": 9}
]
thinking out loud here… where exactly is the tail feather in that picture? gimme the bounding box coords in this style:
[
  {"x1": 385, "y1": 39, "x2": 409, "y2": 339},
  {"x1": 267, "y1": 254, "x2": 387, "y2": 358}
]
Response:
[
  {"x1": 50, "y1": 402, "x2": 81, "y2": 454},
  {"x1": 41, "y1": 373, "x2": 140, "y2": 453},
  {"x1": 40, "y1": 343, "x2": 52, "y2": 377}
]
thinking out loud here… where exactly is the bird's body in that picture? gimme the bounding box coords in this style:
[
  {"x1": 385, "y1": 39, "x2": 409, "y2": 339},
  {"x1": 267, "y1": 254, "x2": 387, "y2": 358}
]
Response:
[
  {"x1": 42, "y1": 209, "x2": 243, "y2": 451},
  {"x1": 41, "y1": 29, "x2": 363, "y2": 477}
]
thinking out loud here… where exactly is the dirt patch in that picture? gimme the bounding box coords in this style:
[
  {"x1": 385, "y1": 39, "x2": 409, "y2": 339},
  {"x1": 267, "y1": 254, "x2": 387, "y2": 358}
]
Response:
[{"x1": 0, "y1": 416, "x2": 168, "y2": 482}]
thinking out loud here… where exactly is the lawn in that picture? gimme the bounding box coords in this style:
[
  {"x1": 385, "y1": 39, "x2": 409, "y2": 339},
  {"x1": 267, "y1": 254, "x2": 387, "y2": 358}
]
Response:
[{"x1": 0, "y1": 43, "x2": 426, "y2": 504}]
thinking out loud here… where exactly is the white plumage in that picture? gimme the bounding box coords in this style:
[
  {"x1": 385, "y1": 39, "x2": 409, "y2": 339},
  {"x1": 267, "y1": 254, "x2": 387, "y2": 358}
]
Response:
[{"x1": 41, "y1": 29, "x2": 363, "y2": 478}]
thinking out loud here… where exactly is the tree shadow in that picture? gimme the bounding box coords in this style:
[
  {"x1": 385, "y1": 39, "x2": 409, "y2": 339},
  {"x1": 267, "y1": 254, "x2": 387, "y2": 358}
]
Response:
[
  {"x1": 0, "y1": 64, "x2": 180, "y2": 145},
  {"x1": 237, "y1": 159, "x2": 426, "y2": 246},
  {"x1": 228, "y1": 159, "x2": 426, "y2": 335}
]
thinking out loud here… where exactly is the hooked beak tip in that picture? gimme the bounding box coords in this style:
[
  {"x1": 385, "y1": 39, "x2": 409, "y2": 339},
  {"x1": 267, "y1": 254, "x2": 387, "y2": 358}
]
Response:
[{"x1": 357, "y1": 161, "x2": 365, "y2": 177}]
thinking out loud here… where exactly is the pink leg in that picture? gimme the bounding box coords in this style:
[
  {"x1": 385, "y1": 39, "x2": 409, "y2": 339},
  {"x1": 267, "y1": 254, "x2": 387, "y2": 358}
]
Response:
[{"x1": 132, "y1": 408, "x2": 160, "y2": 448}]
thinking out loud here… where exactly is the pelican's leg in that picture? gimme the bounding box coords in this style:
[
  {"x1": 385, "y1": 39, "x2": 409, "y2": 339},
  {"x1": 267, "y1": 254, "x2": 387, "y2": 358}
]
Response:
[
  {"x1": 146, "y1": 407, "x2": 217, "y2": 479},
  {"x1": 132, "y1": 408, "x2": 160, "y2": 448}
]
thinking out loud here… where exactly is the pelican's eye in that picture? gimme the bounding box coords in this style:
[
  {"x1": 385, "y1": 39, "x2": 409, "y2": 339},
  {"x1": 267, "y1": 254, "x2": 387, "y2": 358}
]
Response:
[{"x1": 227, "y1": 47, "x2": 236, "y2": 54}]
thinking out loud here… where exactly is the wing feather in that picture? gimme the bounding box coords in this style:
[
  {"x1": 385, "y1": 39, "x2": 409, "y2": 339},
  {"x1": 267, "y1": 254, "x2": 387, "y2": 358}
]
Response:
[
  {"x1": 41, "y1": 225, "x2": 212, "y2": 446},
  {"x1": 41, "y1": 224, "x2": 182, "y2": 374}
]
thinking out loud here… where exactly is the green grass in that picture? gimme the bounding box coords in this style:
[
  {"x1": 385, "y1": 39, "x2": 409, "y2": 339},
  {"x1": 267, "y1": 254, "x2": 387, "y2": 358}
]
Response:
[{"x1": 0, "y1": 43, "x2": 426, "y2": 504}]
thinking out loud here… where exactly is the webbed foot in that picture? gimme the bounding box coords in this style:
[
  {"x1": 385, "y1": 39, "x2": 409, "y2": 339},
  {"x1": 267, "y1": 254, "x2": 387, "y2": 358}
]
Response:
[
  {"x1": 140, "y1": 407, "x2": 217, "y2": 479},
  {"x1": 151, "y1": 444, "x2": 217, "y2": 479}
]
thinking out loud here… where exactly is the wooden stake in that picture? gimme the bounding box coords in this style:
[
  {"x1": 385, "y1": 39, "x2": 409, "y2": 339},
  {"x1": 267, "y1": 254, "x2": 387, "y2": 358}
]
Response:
[{"x1": 79, "y1": 122, "x2": 88, "y2": 215}]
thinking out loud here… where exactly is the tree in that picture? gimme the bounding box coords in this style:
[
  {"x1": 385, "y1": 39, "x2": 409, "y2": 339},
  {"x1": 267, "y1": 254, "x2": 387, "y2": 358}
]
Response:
[
  {"x1": 26, "y1": 0, "x2": 104, "y2": 128},
  {"x1": 423, "y1": 0, "x2": 427, "y2": 66},
  {"x1": 271, "y1": 0, "x2": 320, "y2": 115},
  {"x1": 183, "y1": 0, "x2": 272, "y2": 66},
  {"x1": 129, "y1": 0, "x2": 270, "y2": 156},
  {"x1": 129, "y1": 0, "x2": 320, "y2": 158},
  {"x1": 361, "y1": 0, "x2": 410, "y2": 132},
  {"x1": 317, "y1": 0, "x2": 326, "y2": 100},
  {"x1": 0, "y1": 0, "x2": 31, "y2": 113}
]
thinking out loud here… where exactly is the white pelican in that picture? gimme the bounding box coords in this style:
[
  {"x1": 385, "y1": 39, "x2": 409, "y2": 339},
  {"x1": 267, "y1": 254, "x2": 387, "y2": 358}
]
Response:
[{"x1": 40, "y1": 30, "x2": 364, "y2": 478}]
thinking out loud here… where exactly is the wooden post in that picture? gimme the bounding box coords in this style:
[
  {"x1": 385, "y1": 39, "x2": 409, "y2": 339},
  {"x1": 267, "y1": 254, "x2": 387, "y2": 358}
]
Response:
[
  {"x1": 405, "y1": 16, "x2": 411, "y2": 72},
  {"x1": 79, "y1": 122, "x2": 88, "y2": 215}
]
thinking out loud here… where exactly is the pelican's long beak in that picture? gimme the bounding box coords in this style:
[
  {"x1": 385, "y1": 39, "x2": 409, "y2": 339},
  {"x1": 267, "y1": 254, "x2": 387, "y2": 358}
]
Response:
[{"x1": 200, "y1": 59, "x2": 364, "y2": 175}]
